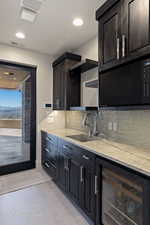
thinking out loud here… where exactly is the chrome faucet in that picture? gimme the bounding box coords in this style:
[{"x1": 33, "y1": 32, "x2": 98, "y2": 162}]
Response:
[{"x1": 82, "y1": 112, "x2": 98, "y2": 137}]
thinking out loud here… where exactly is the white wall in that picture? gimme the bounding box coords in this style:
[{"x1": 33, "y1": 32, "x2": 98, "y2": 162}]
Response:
[
  {"x1": 75, "y1": 36, "x2": 98, "y2": 60},
  {"x1": 74, "y1": 37, "x2": 99, "y2": 106},
  {"x1": 0, "y1": 43, "x2": 56, "y2": 167}
]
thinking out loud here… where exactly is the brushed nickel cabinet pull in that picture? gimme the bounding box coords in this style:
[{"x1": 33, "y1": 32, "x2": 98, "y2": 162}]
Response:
[
  {"x1": 117, "y1": 38, "x2": 120, "y2": 60},
  {"x1": 45, "y1": 148, "x2": 49, "y2": 153},
  {"x1": 63, "y1": 145, "x2": 71, "y2": 150},
  {"x1": 49, "y1": 161, "x2": 56, "y2": 169},
  {"x1": 122, "y1": 35, "x2": 126, "y2": 58},
  {"x1": 64, "y1": 159, "x2": 69, "y2": 171},
  {"x1": 80, "y1": 166, "x2": 84, "y2": 183},
  {"x1": 46, "y1": 137, "x2": 53, "y2": 142},
  {"x1": 82, "y1": 155, "x2": 90, "y2": 160},
  {"x1": 95, "y1": 176, "x2": 98, "y2": 195},
  {"x1": 45, "y1": 162, "x2": 50, "y2": 168}
]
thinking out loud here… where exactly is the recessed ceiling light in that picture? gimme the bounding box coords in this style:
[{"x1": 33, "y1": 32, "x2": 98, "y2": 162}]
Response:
[
  {"x1": 15, "y1": 32, "x2": 26, "y2": 39},
  {"x1": 73, "y1": 18, "x2": 84, "y2": 27}
]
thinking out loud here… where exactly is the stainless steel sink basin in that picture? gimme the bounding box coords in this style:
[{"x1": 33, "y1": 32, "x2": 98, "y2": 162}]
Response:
[{"x1": 66, "y1": 134, "x2": 97, "y2": 142}]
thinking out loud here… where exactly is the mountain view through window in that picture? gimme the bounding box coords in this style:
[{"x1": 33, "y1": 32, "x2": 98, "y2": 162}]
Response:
[{"x1": 0, "y1": 89, "x2": 22, "y2": 119}]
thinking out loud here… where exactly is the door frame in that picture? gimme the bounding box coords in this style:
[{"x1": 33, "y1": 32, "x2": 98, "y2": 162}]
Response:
[{"x1": 0, "y1": 60, "x2": 36, "y2": 175}]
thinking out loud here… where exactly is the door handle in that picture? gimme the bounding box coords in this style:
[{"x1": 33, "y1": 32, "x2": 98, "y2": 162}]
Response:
[
  {"x1": 122, "y1": 35, "x2": 126, "y2": 58},
  {"x1": 117, "y1": 38, "x2": 120, "y2": 60},
  {"x1": 80, "y1": 166, "x2": 84, "y2": 183},
  {"x1": 95, "y1": 176, "x2": 98, "y2": 195}
]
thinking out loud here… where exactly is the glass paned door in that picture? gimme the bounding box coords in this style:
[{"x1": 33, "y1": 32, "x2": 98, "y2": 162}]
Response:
[{"x1": 0, "y1": 64, "x2": 36, "y2": 173}]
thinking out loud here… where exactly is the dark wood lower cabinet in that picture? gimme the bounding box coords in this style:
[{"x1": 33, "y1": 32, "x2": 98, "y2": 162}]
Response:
[
  {"x1": 41, "y1": 131, "x2": 150, "y2": 225},
  {"x1": 41, "y1": 131, "x2": 58, "y2": 180},
  {"x1": 68, "y1": 157, "x2": 81, "y2": 204},
  {"x1": 80, "y1": 166, "x2": 95, "y2": 221},
  {"x1": 57, "y1": 150, "x2": 70, "y2": 192}
]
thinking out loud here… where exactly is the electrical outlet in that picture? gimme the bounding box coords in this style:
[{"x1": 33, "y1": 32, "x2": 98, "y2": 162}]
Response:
[
  {"x1": 108, "y1": 122, "x2": 113, "y2": 130},
  {"x1": 113, "y1": 122, "x2": 118, "y2": 131}
]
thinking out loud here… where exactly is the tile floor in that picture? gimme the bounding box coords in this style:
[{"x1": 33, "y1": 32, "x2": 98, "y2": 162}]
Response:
[
  {"x1": 0, "y1": 168, "x2": 51, "y2": 195},
  {"x1": 0, "y1": 181, "x2": 92, "y2": 225}
]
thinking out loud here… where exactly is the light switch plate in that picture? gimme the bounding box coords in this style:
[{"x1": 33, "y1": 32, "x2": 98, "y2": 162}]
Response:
[{"x1": 41, "y1": 103, "x2": 52, "y2": 109}]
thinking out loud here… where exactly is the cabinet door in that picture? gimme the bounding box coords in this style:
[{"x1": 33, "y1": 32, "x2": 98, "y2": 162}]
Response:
[
  {"x1": 81, "y1": 166, "x2": 95, "y2": 221},
  {"x1": 53, "y1": 62, "x2": 65, "y2": 110},
  {"x1": 53, "y1": 64, "x2": 61, "y2": 110},
  {"x1": 123, "y1": 0, "x2": 150, "y2": 58},
  {"x1": 95, "y1": 160, "x2": 102, "y2": 225},
  {"x1": 68, "y1": 158, "x2": 81, "y2": 204},
  {"x1": 99, "y1": 1, "x2": 121, "y2": 70},
  {"x1": 58, "y1": 151, "x2": 70, "y2": 192}
]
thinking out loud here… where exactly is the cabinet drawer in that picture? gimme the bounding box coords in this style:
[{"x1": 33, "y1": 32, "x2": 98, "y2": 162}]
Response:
[
  {"x1": 79, "y1": 148, "x2": 95, "y2": 170},
  {"x1": 42, "y1": 131, "x2": 57, "y2": 146},
  {"x1": 59, "y1": 139, "x2": 76, "y2": 157},
  {"x1": 59, "y1": 139, "x2": 96, "y2": 168},
  {"x1": 42, "y1": 159, "x2": 57, "y2": 178},
  {"x1": 42, "y1": 145, "x2": 57, "y2": 164}
]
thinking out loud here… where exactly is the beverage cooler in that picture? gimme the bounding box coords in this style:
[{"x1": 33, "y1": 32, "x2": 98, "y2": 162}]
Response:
[
  {"x1": 95, "y1": 158, "x2": 150, "y2": 225},
  {"x1": 102, "y1": 169, "x2": 143, "y2": 225}
]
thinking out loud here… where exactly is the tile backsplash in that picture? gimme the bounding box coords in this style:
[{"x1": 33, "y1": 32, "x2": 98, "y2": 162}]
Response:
[{"x1": 66, "y1": 110, "x2": 150, "y2": 150}]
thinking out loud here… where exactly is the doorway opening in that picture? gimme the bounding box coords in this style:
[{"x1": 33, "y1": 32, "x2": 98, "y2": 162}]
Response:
[{"x1": 0, "y1": 62, "x2": 36, "y2": 175}]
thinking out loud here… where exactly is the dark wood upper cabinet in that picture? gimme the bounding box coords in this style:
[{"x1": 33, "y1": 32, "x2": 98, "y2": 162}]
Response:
[
  {"x1": 52, "y1": 52, "x2": 81, "y2": 110},
  {"x1": 123, "y1": 0, "x2": 150, "y2": 56},
  {"x1": 96, "y1": 0, "x2": 150, "y2": 71},
  {"x1": 99, "y1": 1, "x2": 121, "y2": 69},
  {"x1": 53, "y1": 61, "x2": 65, "y2": 110}
]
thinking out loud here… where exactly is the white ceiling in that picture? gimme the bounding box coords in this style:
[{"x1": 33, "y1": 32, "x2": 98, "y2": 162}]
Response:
[
  {"x1": 0, "y1": 0, "x2": 105, "y2": 57},
  {"x1": 0, "y1": 66, "x2": 28, "y2": 89}
]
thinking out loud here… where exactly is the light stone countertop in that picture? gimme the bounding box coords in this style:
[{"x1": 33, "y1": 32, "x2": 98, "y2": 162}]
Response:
[{"x1": 42, "y1": 128, "x2": 150, "y2": 177}]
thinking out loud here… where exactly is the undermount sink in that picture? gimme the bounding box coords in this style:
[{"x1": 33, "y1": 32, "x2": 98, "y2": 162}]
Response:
[{"x1": 66, "y1": 134, "x2": 97, "y2": 142}]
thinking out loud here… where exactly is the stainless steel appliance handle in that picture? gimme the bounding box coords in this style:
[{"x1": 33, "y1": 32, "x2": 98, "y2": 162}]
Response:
[
  {"x1": 80, "y1": 166, "x2": 84, "y2": 183},
  {"x1": 95, "y1": 176, "x2": 98, "y2": 195},
  {"x1": 117, "y1": 38, "x2": 120, "y2": 60},
  {"x1": 82, "y1": 155, "x2": 89, "y2": 160},
  {"x1": 122, "y1": 35, "x2": 126, "y2": 58}
]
